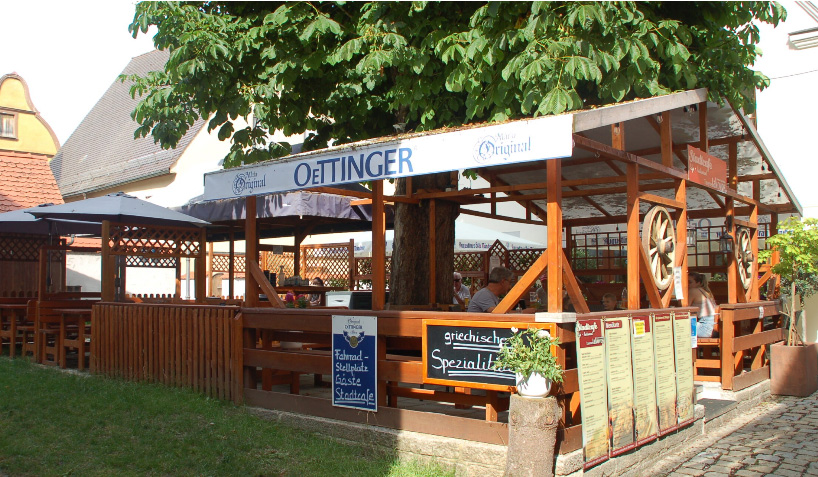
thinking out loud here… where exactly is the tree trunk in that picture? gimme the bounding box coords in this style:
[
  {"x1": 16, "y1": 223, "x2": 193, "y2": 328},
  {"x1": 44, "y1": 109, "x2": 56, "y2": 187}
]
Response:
[{"x1": 390, "y1": 173, "x2": 459, "y2": 306}]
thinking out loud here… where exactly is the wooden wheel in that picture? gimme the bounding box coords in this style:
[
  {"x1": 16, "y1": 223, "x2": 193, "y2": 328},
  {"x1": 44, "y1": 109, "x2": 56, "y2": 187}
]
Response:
[
  {"x1": 736, "y1": 227, "x2": 753, "y2": 291},
  {"x1": 642, "y1": 206, "x2": 676, "y2": 291}
]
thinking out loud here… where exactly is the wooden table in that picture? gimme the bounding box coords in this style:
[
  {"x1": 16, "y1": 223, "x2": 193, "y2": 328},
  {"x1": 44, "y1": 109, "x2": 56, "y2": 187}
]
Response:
[
  {"x1": 52, "y1": 308, "x2": 92, "y2": 370},
  {"x1": 0, "y1": 303, "x2": 28, "y2": 358},
  {"x1": 271, "y1": 286, "x2": 345, "y2": 306}
]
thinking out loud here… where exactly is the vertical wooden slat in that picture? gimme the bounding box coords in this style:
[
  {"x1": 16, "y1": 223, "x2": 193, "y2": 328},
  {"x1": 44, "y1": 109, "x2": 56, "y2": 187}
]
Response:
[
  {"x1": 721, "y1": 309, "x2": 734, "y2": 390},
  {"x1": 176, "y1": 306, "x2": 182, "y2": 387},
  {"x1": 195, "y1": 228, "x2": 207, "y2": 303}
]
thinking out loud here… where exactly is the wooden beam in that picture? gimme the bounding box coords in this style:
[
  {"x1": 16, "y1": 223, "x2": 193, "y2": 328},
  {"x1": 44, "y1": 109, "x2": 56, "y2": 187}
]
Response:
[
  {"x1": 101, "y1": 220, "x2": 113, "y2": 302},
  {"x1": 626, "y1": 164, "x2": 640, "y2": 309},
  {"x1": 573, "y1": 134, "x2": 687, "y2": 180},
  {"x1": 637, "y1": 193, "x2": 685, "y2": 210},
  {"x1": 676, "y1": 179, "x2": 689, "y2": 306},
  {"x1": 228, "y1": 230, "x2": 235, "y2": 298},
  {"x1": 195, "y1": 227, "x2": 207, "y2": 303},
  {"x1": 660, "y1": 111, "x2": 673, "y2": 167},
  {"x1": 246, "y1": 261, "x2": 285, "y2": 307},
  {"x1": 627, "y1": 134, "x2": 749, "y2": 158},
  {"x1": 459, "y1": 209, "x2": 545, "y2": 226},
  {"x1": 494, "y1": 252, "x2": 548, "y2": 314},
  {"x1": 639, "y1": 244, "x2": 664, "y2": 309},
  {"x1": 699, "y1": 102, "x2": 709, "y2": 152},
  {"x1": 562, "y1": 250, "x2": 590, "y2": 314}
]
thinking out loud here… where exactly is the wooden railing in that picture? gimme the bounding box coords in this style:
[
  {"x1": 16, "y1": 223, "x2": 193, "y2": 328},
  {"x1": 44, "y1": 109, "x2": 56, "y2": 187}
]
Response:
[
  {"x1": 235, "y1": 307, "x2": 580, "y2": 451},
  {"x1": 91, "y1": 303, "x2": 241, "y2": 401},
  {"x1": 694, "y1": 301, "x2": 785, "y2": 391}
]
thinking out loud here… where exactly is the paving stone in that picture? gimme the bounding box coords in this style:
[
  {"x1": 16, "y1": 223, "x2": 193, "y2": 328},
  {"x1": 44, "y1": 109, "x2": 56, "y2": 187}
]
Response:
[
  {"x1": 774, "y1": 451, "x2": 797, "y2": 458},
  {"x1": 779, "y1": 463, "x2": 806, "y2": 472},
  {"x1": 747, "y1": 465, "x2": 778, "y2": 473},
  {"x1": 735, "y1": 471, "x2": 762, "y2": 477},
  {"x1": 757, "y1": 454, "x2": 782, "y2": 463},
  {"x1": 673, "y1": 467, "x2": 706, "y2": 476},
  {"x1": 771, "y1": 469, "x2": 805, "y2": 477}
]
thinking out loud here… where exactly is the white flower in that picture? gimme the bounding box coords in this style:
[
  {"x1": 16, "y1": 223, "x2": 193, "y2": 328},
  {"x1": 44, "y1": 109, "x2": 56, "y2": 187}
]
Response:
[
  {"x1": 511, "y1": 327, "x2": 518, "y2": 333},
  {"x1": 537, "y1": 329, "x2": 551, "y2": 339}
]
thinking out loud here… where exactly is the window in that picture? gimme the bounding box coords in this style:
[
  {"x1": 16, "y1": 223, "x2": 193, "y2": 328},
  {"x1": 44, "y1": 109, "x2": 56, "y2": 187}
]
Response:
[{"x1": 0, "y1": 112, "x2": 16, "y2": 139}]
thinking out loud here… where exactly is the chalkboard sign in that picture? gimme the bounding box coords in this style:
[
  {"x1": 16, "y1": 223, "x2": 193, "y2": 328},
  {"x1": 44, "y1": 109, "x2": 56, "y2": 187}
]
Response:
[{"x1": 422, "y1": 320, "x2": 557, "y2": 391}]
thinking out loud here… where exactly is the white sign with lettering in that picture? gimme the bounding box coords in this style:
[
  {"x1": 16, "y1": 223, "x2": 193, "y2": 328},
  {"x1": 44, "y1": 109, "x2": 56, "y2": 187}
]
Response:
[{"x1": 203, "y1": 114, "x2": 574, "y2": 200}]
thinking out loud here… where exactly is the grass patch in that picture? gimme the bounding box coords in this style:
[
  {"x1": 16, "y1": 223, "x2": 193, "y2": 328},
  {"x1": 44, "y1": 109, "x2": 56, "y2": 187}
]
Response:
[{"x1": 0, "y1": 358, "x2": 453, "y2": 476}]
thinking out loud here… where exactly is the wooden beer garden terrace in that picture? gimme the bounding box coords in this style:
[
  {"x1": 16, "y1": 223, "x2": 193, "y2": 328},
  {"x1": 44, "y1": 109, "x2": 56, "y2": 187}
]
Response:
[{"x1": 0, "y1": 89, "x2": 802, "y2": 461}]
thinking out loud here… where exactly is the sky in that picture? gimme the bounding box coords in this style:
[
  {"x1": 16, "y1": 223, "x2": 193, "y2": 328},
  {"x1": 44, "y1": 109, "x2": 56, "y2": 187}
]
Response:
[{"x1": 0, "y1": 1, "x2": 155, "y2": 145}]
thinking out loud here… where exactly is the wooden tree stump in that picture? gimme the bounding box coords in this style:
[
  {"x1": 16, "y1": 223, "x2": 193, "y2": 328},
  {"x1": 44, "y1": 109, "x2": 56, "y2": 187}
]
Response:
[{"x1": 506, "y1": 394, "x2": 560, "y2": 477}]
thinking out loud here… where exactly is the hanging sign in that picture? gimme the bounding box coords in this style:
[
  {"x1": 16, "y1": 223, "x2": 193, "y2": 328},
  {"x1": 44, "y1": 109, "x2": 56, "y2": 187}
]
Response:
[
  {"x1": 203, "y1": 115, "x2": 573, "y2": 200},
  {"x1": 630, "y1": 316, "x2": 659, "y2": 446},
  {"x1": 673, "y1": 312, "x2": 695, "y2": 426},
  {"x1": 687, "y1": 146, "x2": 728, "y2": 193},
  {"x1": 653, "y1": 313, "x2": 678, "y2": 435},
  {"x1": 332, "y1": 315, "x2": 377, "y2": 412},
  {"x1": 604, "y1": 317, "x2": 636, "y2": 456},
  {"x1": 577, "y1": 318, "x2": 610, "y2": 469}
]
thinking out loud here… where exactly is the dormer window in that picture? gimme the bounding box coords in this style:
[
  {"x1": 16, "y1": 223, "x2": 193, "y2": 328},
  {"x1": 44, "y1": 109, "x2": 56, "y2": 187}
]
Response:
[{"x1": 0, "y1": 112, "x2": 16, "y2": 139}]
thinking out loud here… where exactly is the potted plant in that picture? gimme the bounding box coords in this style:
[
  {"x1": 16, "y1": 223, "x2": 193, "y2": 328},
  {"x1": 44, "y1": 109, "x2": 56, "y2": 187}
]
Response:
[
  {"x1": 759, "y1": 216, "x2": 818, "y2": 396},
  {"x1": 493, "y1": 327, "x2": 564, "y2": 398}
]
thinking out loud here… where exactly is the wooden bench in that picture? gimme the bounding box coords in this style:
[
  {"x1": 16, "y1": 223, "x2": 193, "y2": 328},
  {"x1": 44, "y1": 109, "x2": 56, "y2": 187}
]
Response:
[
  {"x1": 36, "y1": 300, "x2": 98, "y2": 368},
  {"x1": 0, "y1": 298, "x2": 30, "y2": 357}
]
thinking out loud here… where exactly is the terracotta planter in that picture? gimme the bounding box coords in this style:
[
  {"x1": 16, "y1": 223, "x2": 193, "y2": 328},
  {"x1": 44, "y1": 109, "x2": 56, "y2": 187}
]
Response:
[{"x1": 770, "y1": 342, "x2": 818, "y2": 396}]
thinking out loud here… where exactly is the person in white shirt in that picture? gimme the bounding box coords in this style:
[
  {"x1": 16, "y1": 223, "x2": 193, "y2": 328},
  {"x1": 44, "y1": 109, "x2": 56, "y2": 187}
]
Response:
[{"x1": 453, "y1": 272, "x2": 471, "y2": 306}]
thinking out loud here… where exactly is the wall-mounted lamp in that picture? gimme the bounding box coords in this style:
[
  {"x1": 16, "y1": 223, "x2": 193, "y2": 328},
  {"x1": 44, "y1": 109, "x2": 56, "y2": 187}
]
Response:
[
  {"x1": 686, "y1": 227, "x2": 697, "y2": 247},
  {"x1": 719, "y1": 232, "x2": 734, "y2": 254}
]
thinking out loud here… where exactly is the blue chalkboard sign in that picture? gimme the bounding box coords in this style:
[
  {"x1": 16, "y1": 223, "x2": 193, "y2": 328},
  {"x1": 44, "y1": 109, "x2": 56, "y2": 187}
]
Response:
[{"x1": 332, "y1": 315, "x2": 377, "y2": 412}]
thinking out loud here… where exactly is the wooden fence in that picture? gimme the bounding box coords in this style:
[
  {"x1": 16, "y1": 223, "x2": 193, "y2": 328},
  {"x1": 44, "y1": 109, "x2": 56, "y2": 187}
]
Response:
[
  {"x1": 91, "y1": 303, "x2": 241, "y2": 401},
  {"x1": 694, "y1": 301, "x2": 786, "y2": 391}
]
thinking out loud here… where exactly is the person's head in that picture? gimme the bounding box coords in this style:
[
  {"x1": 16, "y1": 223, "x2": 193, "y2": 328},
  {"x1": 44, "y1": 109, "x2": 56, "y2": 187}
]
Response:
[
  {"x1": 688, "y1": 272, "x2": 705, "y2": 288},
  {"x1": 453, "y1": 272, "x2": 462, "y2": 287},
  {"x1": 488, "y1": 266, "x2": 514, "y2": 293},
  {"x1": 312, "y1": 277, "x2": 324, "y2": 286},
  {"x1": 602, "y1": 293, "x2": 618, "y2": 311}
]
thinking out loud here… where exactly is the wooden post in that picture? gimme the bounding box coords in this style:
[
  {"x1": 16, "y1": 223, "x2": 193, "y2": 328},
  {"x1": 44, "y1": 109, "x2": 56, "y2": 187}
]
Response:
[
  {"x1": 101, "y1": 220, "x2": 113, "y2": 302},
  {"x1": 228, "y1": 230, "x2": 235, "y2": 299},
  {"x1": 294, "y1": 232, "x2": 305, "y2": 278},
  {"x1": 546, "y1": 159, "x2": 563, "y2": 312},
  {"x1": 699, "y1": 102, "x2": 708, "y2": 152},
  {"x1": 206, "y1": 242, "x2": 213, "y2": 298},
  {"x1": 175, "y1": 257, "x2": 182, "y2": 298},
  {"x1": 372, "y1": 180, "x2": 386, "y2": 310},
  {"x1": 38, "y1": 249, "x2": 48, "y2": 299},
  {"x1": 727, "y1": 142, "x2": 738, "y2": 304},
  {"x1": 348, "y1": 239, "x2": 355, "y2": 290},
  {"x1": 721, "y1": 308, "x2": 734, "y2": 390},
  {"x1": 677, "y1": 180, "x2": 689, "y2": 306},
  {"x1": 195, "y1": 228, "x2": 207, "y2": 303},
  {"x1": 245, "y1": 197, "x2": 259, "y2": 307},
  {"x1": 429, "y1": 199, "x2": 436, "y2": 304}
]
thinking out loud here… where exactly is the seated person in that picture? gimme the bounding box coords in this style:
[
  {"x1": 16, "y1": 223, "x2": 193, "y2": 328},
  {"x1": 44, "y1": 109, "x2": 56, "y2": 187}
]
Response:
[
  {"x1": 601, "y1": 292, "x2": 621, "y2": 311},
  {"x1": 452, "y1": 272, "x2": 471, "y2": 307},
  {"x1": 309, "y1": 277, "x2": 324, "y2": 306},
  {"x1": 468, "y1": 266, "x2": 535, "y2": 313}
]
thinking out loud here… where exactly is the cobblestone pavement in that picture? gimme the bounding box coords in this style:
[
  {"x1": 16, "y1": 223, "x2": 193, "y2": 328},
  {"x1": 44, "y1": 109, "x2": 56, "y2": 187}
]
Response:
[{"x1": 649, "y1": 392, "x2": 818, "y2": 476}]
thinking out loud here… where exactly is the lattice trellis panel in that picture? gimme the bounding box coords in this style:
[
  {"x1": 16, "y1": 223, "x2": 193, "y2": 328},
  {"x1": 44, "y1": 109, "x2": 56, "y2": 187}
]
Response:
[
  {"x1": 0, "y1": 235, "x2": 50, "y2": 261},
  {"x1": 487, "y1": 240, "x2": 509, "y2": 268},
  {"x1": 454, "y1": 252, "x2": 485, "y2": 273},
  {"x1": 353, "y1": 256, "x2": 391, "y2": 290},
  {"x1": 125, "y1": 256, "x2": 178, "y2": 268},
  {"x1": 109, "y1": 224, "x2": 202, "y2": 258},
  {"x1": 508, "y1": 248, "x2": 545, "y2": 274},
  {"x1": 302, "y1": 245, "x2": 350, "y2": 283},
  {"x1": 265, "y1": 252, "x2": 294, "y2": 278},
  {"x1": 212, "y1": 253, "x2": 246, "y2": 274}
]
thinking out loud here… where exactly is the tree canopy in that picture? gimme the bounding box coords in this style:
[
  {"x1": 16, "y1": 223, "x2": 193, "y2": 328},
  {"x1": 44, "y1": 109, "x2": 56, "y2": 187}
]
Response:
[{"x1": 126, "y1": 1, "x2": 786, "y2": 168}]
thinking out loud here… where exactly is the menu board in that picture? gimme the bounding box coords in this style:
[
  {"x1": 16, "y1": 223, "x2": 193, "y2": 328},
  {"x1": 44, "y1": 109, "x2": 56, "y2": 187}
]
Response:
[
  {"x1": 576, "y1": 318, "x2": 609, "y2": 469},
  {"x1": 604, "y1": 318, "x2": 635, "y2": 456},
  {"x1": 673, "y1": 312, "x2": 695, "y2": 426},
  {"x1": 630, "y1": 316, "x2": 658, "y2": 446},
  {"x1": 653, "y1": 314, "x2": 678, "y2": 435},
  {"x1": 422, "y1": 320, "x2": 557, "y2": 391}
]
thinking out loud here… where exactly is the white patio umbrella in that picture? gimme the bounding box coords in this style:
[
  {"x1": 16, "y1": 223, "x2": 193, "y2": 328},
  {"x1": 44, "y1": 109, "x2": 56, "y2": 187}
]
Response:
[{"x1": 301, "y1": 221, "x2": 545, "y2": 257}]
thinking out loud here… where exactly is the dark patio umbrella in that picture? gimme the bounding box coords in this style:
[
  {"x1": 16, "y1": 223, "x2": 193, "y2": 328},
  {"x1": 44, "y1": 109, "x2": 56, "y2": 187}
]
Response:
[
  {"x1": 0, "y1": 204, "x2": 102, "y2": 235},
  {"x1": 29, "y1": 193, "x2": 209, "y2": 227}
]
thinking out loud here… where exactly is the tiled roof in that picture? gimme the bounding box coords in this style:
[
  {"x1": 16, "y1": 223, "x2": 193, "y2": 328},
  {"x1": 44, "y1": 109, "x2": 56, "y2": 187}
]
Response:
[
  {"x1": 49, "y1": 49, "x2": 206, "y2": 198},
  {"x1": 0, "y1": 151, "x2": 64, "y2": 212}
]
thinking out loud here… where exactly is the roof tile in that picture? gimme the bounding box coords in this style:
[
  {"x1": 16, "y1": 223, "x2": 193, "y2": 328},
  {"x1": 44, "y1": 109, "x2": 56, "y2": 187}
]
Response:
[{"x1": 0, "y1": 151, "x2": 64, "y2": 213}]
